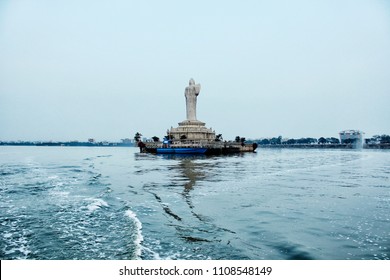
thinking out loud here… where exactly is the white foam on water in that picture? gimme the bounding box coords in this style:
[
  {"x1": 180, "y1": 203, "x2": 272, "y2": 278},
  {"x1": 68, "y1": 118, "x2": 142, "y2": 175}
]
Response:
[
  {"x1": 125, "y1": 210, "x2": 144, "y2": 259},
  {"x1": 50, "y1": 190, "x2": 70, "y2": 198},
  {"x1": 140, "y1": 245, "x2": 162, "y2": 260},
  {"x1": 85, "y1": 198, "x2": 109, "y2": 213},
  {"x1": 3, "y1": 234, "x2": 31, "y2": 259}
]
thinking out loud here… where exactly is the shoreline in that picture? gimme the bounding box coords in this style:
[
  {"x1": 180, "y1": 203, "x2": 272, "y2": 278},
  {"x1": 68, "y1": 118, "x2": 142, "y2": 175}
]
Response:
[
  {"x1": 256, "y1": 143, "x2": 390, "y2": 149},
  {"x1": 0, "y1": 142, "x2": 132, "y2": 147},
  {"x1": 1, "y1": 142, "x2": 389, "y2": 149}
]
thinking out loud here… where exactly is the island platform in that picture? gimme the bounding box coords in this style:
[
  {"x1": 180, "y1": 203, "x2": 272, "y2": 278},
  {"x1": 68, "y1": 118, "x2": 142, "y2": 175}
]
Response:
[{"x1": 143, "y1": 141, "x2": 257, "y2": 155}]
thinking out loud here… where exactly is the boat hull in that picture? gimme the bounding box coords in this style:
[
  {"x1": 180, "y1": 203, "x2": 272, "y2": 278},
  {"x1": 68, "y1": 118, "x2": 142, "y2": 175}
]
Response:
[{"x1": 156, "y1": 148, "x2": 207, "y2": 154}]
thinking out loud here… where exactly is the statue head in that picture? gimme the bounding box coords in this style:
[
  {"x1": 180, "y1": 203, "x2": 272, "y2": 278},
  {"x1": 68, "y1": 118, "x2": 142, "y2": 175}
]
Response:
[{"x1": 189, "y1": 78, "x2": 195, "y2": 86}]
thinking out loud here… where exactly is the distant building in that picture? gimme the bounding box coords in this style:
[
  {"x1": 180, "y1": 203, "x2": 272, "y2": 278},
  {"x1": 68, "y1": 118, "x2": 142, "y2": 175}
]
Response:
[
  {"x1": 339, "y1": 130, "x2": 364, "y2": 147},
  {"x1": 121, "y1": 138, "x2": 133, "y2": 144}
]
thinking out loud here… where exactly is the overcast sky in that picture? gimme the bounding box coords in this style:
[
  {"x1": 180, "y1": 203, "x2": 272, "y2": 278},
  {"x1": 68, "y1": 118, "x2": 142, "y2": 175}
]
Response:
[{"x1": 1, "y1": 0, "x2": 389, "y2": 142}]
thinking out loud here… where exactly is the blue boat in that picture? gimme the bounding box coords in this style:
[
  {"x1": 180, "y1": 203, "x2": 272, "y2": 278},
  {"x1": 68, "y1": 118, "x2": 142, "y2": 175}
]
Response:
[{"x1": 156, "y1": 147, "x2": 207, "y2": 154}]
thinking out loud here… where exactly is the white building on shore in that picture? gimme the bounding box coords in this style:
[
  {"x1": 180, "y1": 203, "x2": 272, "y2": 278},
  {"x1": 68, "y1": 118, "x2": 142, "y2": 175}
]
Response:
[{"x1": 339, "y1": 130, "x2": 364, "y2": 147}]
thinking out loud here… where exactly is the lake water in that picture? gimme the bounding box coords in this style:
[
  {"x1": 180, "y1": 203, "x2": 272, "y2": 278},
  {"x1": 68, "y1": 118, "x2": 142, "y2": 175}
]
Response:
[{"x1": 0, "y1": 146, "x2": 389, "y2": 260}]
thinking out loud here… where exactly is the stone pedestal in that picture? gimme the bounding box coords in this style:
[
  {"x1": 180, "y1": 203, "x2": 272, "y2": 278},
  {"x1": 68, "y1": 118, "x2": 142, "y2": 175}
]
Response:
[{"x1": 169, "y1": 120, "x2": 215, "y2": 142}]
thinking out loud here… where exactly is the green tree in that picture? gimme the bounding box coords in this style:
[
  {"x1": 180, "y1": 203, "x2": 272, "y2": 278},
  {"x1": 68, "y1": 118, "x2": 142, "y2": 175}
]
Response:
[
  {"x1": 165, "y1": 133, "x2": 174, "y2": 140},
  {"x1": 287, "y1": 138, "x2": 296, "y2": 144},
  {"x1": 235, "y1": 136, "x2": 241, "y2": 143},
  {"x1": 297, "y1": 138, "x2": 308, "y2": 144},
  {"x1": 215, "y1": 134, "x2": 223, "y2": 142},
  {"x1": 343, "y1": 138, "x2": 356, "y2": 144},
  {"x1": 270, "y1": 136, "x2": 282, "y2": 145},
  {"x1": 318, "y1": 137, "x2": 327, "y2": 144},
  {"x1": 152, "y1": 136, "x2": 160, "y2": 142},
  {"x1": 134, "y1": 132, "x2": 142, "y2": 142},
  {"x1": 380, "y1": 134, "x2": 390, "y2": 144},
  {"x1": 329, "y1": 137, "x2": 340, "y2": 144},
  {"x1": 259, "y1": 138, "x2": 270, "y2": 145}
]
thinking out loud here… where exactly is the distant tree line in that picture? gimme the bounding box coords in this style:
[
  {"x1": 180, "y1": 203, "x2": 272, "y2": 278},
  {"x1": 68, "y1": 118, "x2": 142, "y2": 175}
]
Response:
[
  {"x1": 258, "y1": 136, "x2": 282, "y2": 145},
  {"x1": 256, "y1": 135, "x2": 390, "y2": 146},
  {"x1": 258, "y1": 136, "x2": 340, "y2": 145},
  {"x1": 366, "y1": 135, "x2": 390, "y2": 144}
]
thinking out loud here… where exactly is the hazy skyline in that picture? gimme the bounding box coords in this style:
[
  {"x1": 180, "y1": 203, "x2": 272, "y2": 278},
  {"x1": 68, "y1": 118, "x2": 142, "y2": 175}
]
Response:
[{"x1": 1, "y1": 0, "x2": 390, "y2": 142}]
